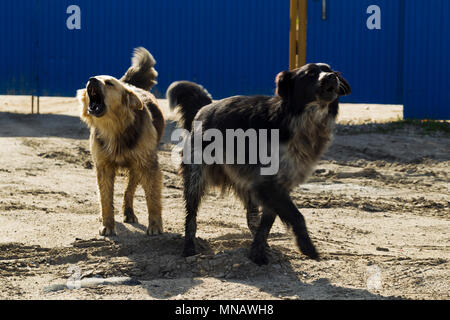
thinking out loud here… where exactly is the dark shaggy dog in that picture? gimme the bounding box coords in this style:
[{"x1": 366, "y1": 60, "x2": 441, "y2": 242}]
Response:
[
  {"x1": 78, "y1": 47, "x2": 164, "y2": 236},
  {"x1": 167, "y1": 63, "x2": 351, "y2": 265}
]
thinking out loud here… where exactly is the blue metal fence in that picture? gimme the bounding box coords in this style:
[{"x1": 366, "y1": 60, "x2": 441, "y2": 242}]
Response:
[
  {"x1": 306, "y1": 0, "x2": 450, "y2": 119},
  {"x1": 0, "y1": 1, "x2": 449, "y2": 119},
  {"x1": 0, "y1": 0, "x2": 38, "y2": 95},
  {"x1": 306, "y1": 0, "x2": 404, "y2": 104},
  {"x1": 0, "y1": 0, "x2": 290, "y2": 99},
  {"x1": 402, "y1": 0, "x2": 450, "y2": 119}
]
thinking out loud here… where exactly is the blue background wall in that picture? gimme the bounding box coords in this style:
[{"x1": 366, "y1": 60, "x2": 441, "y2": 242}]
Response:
[
  {"x1": 307, "y1": 0, "x2": 404, "y2": 104},
  {"x1": 0, "y1": 0, "x2": 38, "y2": 95},
  {"x1": 0, "y1": 0, "x2": 449, "y2": 119},
  {"x1": 0, "y1": 0, "x2": 290, "y2": 99},
  {"x1": 402, "y1": 0, "x2": 450, "y2": 119}
]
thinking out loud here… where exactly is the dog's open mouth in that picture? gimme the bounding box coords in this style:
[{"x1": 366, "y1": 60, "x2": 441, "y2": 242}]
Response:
[
  {"x1": 87, "y1": 81, "x2": 106, "y2": 117},
  {"x1": 318, "y1": 85, "x2": 338, "y2": 102},
  {"x1": 88, "y1": 102, "x2": 106, "y2": 117},
  {"x1": 326, "y1": 85, "x2": 335, "y2": 93}
]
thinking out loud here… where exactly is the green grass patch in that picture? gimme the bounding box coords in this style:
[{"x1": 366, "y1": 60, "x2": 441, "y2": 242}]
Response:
[
  {"x1": 380, "y1": 119, "x2": 450, "y2": 134},
  {"x1": 336, "y1": 119, "x2": 450, "y2": 135}
]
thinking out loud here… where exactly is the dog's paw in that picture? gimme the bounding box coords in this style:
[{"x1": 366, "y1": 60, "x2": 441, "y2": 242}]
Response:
[
  {"x1": 124, "y1": 214, "x2": 139, "y2": 224},
  {"x1": 99, "y1": 226, "x2": 116, "y2": 237},
  {"x1": 182, "y1": 246, "x2": 197, "y2": 258},
  {"x1": 249, "y1": 247, "x2": 269, "y2": 266},
  {"x1": 182, "y1": 238, "x2": 197, "y2": 257},
  {"x1": 123, "y1": 207, "x2": 138, "y2": 224},
  {"x1": 146, "y1": 220, "x2": 163, "y2": 236},
  {"x1": 298, "y1": 238, "x2": 320, "y2": 261},
  {"x1": 146, "y1": 226, "x2": 163, "y2": 236}
]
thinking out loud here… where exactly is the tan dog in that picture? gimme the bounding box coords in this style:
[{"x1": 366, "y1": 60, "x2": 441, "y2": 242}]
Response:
[{"x1": 77, "y1": 48, "x2": 164, "y2": 236}]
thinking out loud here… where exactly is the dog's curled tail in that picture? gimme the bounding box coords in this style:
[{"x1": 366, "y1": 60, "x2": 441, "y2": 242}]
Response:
[
  {"x1": 166, "y1": 81, "x2": 213, "y2": 131},
  {"x1": 121, "y1": 47, "x2": 158, "y2": 91}
]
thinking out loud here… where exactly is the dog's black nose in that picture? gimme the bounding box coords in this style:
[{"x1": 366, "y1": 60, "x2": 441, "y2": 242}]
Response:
[
  {"x1": 322, "y1": 73, "x2": 338, "y2": 89},
  {"x1": 89, "y1": 77, "x2": 99, "y2": 83},
  {"x1": 323, "y1": 73, "x2": 338, "y2": 82}
]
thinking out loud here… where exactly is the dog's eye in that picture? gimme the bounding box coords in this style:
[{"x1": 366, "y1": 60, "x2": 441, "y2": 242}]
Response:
[
  {"x1": 105, "y1": 81, "x2": 114, "y2": 87},
  {"x1": 307, "y1": 69, "x2": 319, "y2": 77}
]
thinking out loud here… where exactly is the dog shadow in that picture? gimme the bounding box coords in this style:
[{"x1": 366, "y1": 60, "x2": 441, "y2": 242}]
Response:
[
  {"x1": 107, "y1": 224, "x2": 395, "y2": 300},
  {"x1": 0, "y1": 112, "x2": 176, "y2": 142},
  {"x1": 0, "y1": 112, "x2": 89, "y2": 139},
  {"x1": 106, "y1": 222, "x2": 214, "y2": 298},
  {"x1": 205, "y1": 232, "x2": 396, "y2": 300}
]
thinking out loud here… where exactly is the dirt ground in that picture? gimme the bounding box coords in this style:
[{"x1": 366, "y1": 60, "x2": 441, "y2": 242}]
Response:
[{"x1": 0, "y1": 96, "x2": 448, "y2": 300}]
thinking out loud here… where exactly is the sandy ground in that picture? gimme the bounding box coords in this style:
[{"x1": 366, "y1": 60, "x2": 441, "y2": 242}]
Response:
[{"x1": 0, "y1": 96, "x2": 448, "y2": 300}]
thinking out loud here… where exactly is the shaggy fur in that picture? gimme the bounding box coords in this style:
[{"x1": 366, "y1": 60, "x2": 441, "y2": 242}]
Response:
[
  {"x1": 121, "y1": 47, "x2": 158, "y2": 91},
  {"x1": 77, "y1": 47, "x2": 164, "y2": 236},
  {"x1": 167, "y1": 63, "x2": 351, "y2": 265}
]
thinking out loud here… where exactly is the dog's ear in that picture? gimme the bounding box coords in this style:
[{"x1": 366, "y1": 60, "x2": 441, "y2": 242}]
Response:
[
  {"x1": 123, "y1": 89, "x2": 143, "y2": 110},
  {"x1": 275, "y1": 71, "x2": 292, "y2": 99},
  {"x1": 336, "y1": 72, "x2": 352, "y2": 96},
  {"x1": 77, "y1": 89, "x2": 90, "y2": 119}
]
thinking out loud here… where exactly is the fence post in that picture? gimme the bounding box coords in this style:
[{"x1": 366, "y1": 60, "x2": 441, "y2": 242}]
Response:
[
  {"x1": 298, "y1": 0, "x2": 307, "y2": 67},
  {"x1": 290, "y1": 0, "x2": 307, "y2": 70},
  {"x1": 290, "y1": 0, "x2": 298, "y2": 70}
]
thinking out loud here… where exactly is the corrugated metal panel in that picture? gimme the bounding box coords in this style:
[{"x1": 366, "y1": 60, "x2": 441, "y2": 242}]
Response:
[
  {"x1": 3, "y1": 0, "x2": 289, "y2": 99},
  {"x1": 3, "y1": 1, "x2": 449, "y2": 120},
  {"x1": 403, "y1": 0, "x2": 450, "y2": 119},
  {"x1": 0, "y1": 0, "x2": 37, "y2": 95},
  {"x1": 306, "y1": 0, "x2": 404, "y2": 104}
]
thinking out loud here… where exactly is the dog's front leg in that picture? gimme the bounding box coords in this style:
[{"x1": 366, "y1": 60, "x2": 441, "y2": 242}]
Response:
[
  {"x1": 249, "y1": 209, "x2": 276, "y2": 265},
  {"x1": 245, "y1": 201, "x2": 261, "y2": 236},
  {"x1": 96, "y1": 162, "x2": 117, "y2": 236},
  {"x1": 252, "y1": 183, "x2": 319, "y2": 264}
]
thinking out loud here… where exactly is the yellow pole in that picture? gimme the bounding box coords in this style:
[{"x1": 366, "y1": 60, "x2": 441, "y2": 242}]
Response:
[
  {"x1": 297, "y1": 0, "x2": 308, "y2": 68},
  {"x1": 289, "y1": 0, "x2": 298, "y2": 70},
  {"x1": 290, "y1": 0, "x2": 307, "y2": 70}
]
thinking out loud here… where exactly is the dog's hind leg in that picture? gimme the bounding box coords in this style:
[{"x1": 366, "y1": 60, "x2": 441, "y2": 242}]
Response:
[
  {"x1": 182, "y1": 164, "x2": 206, "y2": 257},
  {"x1": 253, "y1": 183, "x2": 318, "y2": 263},
  {"x1": 141, "y1": 163, "x2": 163, "y2": 236},
  {"x1": 96, "y1": 162, "x2": 117, "y2": 236},
  {"x1": 122, "y1": 169, "x2": 140, "y2": 224}
]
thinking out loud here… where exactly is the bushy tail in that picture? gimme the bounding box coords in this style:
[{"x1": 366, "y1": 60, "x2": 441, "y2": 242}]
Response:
[
  {"x1": 121, "y1": 47, "x2": 158, "y2": 91},
  {"x1": 166, "y1": 81, "x2": 213, "y2": 131}
]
